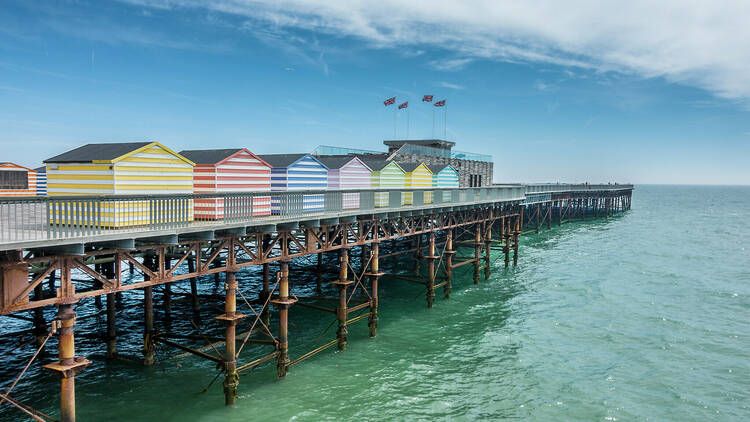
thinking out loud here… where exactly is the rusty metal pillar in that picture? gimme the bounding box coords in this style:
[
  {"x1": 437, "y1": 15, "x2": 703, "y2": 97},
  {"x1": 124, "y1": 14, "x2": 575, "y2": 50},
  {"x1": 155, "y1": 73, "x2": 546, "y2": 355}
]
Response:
[
  {"x1": 444, "y1": 229, "x2": 454, "y2": 299},
  {"x1": 261, "y1": 262, "x2": 271, "y2": 327},
  {"x1": 484, "y1": 222, "x2": 492, "y2": 280},
  {"x1": 32, "y1": 283, "x2": 46, "y2": 346},
  {"x1": 275, "y1": 259, "x2": 291, "y2": 378},
  {"x1": 334, "y1": 248, "x2": 352, "y2": 351},
  {"x1": 102, "y1": 260, "x2": 117, "y2": 359},
  {"x1": 426, "y1": 232, "x2": 436, "y2": 308},
  {"x1": 44, "y1": 304, "x2": 89, "y2": 422},
  {"x1": 187, "y1": 256, "x2": 199, "y2": 312},
  {"x1": 218, "y1": 270, "x2": 243, "y2": 406},
  {"x1": 316, "y1": 252, "x2": 323, "y2": 294},
  {"x1": 413, "y1": 235, "x2": 422, "y2": 276},
  {"x1": 142, "y1": 253, "x2": 155, "y2": 366},
  {"x1": 163, "y1": 255, "x2": 172, "y2": 315},
  {"x1": 473, "y1": 224, "x2": 481, "y2": 284},
  {"x1": 503, "y1": 217, "x2": 511, "y2": 267},
  {"x1": 368, "y1": 242, "x2": 381, "y2": 337},
  {"x1": 513, "y1": 215, "x2": 520, "y2": 266}
]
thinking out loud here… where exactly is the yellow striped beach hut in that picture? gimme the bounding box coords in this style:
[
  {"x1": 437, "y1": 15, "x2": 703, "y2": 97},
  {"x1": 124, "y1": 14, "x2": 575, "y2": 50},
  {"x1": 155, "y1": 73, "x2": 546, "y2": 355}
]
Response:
[
  {"x1": 44, "y1": 142, "x2": 195, "y2": 228},
  {"x1": 401, "y1": 162, "x2": 434, "y2": 204}
]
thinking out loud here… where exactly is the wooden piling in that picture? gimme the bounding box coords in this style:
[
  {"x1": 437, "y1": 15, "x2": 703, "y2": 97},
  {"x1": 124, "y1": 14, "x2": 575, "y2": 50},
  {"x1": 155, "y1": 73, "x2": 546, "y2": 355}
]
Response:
[
  {"x1": 142, "y1": 254, "x2": 155, "y2": 366},
  {"x1": 444, "y1": 229, "x2": 453, "y2": 299},
  {"x1": 426, "y1": 232, "x2": 436, "y2": 308},
  {"x1": 335, "y1": 249, "x2": 350, "y2": 351},
  {"x1": 276, "y1": 259, "x2": 291, "y2": 378},
  {"x1": 221, "y1": 271, "x2": 240, "y2": 405},
  {"x1": 473, "y1": 224, "x2": 481, "y2": 284},
  {"x1": 368, "y1": 242, "x2": 380, "y2": 337}
]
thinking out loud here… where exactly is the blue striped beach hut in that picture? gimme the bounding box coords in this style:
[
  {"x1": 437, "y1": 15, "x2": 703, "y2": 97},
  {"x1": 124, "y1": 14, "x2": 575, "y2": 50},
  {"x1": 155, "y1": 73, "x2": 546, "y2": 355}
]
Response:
[
  {"x1": 430, "y1": 164, "x2": 459, "y2": 202},
  {"x1": 34, "y1": 167, "x2": 47, "y2": 196},
  {"x1": 259, "y1": 154, "x2": 329, "y2": 214}
]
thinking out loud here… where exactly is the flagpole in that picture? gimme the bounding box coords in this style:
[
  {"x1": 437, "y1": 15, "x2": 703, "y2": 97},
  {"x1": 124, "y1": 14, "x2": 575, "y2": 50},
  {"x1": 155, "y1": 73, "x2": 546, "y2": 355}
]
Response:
[
  {"x1": 393, "y1": 105, "x2": 397, "y2": 139},
  {"x1": 407, "y1": 107, "x2": 410, "y2": 139},
  {"x1": 432, "y1": 108, "x2": 435, "y2": 138},
  {"x1": 444, "y1": 103, "x2": 447, "y2": 140}
]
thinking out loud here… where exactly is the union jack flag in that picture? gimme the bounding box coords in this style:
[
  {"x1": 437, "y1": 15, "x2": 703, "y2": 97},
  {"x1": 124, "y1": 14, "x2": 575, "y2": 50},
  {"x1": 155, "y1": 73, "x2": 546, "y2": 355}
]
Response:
[
  {"x1": 434, "y1": 100, "x2": 446, "y2": 107},
  {"x1": 422, "y1": 95, "x2": 433, "y2": 102},
  {"x1": 384, "y1": 97, "x2": 396, "y2": 106},
  {"x1": 398, "y1": 101, "x2": 408, "y2": 109}
]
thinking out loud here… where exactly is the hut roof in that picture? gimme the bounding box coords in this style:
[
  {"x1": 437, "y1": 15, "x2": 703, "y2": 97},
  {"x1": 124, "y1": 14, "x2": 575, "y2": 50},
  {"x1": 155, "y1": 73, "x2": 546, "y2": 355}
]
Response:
[
  {"x1": 34, "y1": 166, "x2": 46, "y2": 173},
  {"x1": 178, "y1": 149, "x2": 244, "y2": 165},
  {"x1": 397, "y1": 162, "x2": 425, "y2": 173},
  {"x1": 357, "y1": 157, "x2": 401, "y2": 172},
  {"x1": 258, "y1": 153, "x2": 327, "y2": 169},
  {"x1": 426, "y1": 163, "x2": 454, "y2": 173},
  {"x1": 44, "y1": 142, "x2": 152, "y2": 163},
  {"x1": 44, "y1": 142, "x2": 194, "y2": 166},
  {"x1": 316, "y1": 155, "x2": 371, "y2": 171}
]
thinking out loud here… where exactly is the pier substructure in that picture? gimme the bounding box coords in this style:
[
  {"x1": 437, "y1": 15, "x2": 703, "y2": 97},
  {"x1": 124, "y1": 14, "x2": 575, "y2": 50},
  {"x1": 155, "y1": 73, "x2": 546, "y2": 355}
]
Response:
[{"x1": 0, "y1": 186, "x2": 635, "y2": 419}]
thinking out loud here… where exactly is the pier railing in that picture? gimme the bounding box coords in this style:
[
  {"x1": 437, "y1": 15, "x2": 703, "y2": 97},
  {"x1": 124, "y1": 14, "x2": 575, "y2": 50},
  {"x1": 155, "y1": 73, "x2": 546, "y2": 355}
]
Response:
[
  {"x1": 0, "y1": 186, "x2": 525, "y2": 247},
  {"x1": 524, "y1": 183, "x2": 633, "y2": 193}
]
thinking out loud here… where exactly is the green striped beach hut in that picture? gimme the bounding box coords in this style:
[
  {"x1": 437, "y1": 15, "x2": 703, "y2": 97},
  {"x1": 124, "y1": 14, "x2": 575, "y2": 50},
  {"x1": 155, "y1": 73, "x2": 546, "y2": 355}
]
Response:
[{"x1": 360, "y1": 158, "x2": 405, "y2": 208}]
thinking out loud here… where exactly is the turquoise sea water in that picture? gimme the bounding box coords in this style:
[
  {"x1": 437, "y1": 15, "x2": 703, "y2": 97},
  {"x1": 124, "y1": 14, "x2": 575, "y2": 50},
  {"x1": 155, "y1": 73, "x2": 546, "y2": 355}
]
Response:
[{"x1": 1, "y1": 185, "x2": 748, "y2": 421}]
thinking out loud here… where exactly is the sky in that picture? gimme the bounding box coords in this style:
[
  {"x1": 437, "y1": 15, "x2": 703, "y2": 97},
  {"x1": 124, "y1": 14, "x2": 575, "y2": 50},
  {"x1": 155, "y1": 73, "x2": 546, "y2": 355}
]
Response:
[{"x1": 1, "y1": 1, "x2": 749, "y2": 185}]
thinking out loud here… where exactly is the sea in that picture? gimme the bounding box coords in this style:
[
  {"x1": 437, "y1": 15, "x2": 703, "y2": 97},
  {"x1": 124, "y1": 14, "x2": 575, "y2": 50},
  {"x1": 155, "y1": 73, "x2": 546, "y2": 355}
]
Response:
[{"x1": 1, "y1": 184, "x2": 748, "y2": 421}]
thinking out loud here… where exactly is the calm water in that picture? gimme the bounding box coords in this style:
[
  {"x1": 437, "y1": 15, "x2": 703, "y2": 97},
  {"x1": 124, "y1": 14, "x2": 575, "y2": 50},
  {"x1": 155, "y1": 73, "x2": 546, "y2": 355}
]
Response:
[{"x1": 1, "y1": 185, "x2": 748, "y2": 421}]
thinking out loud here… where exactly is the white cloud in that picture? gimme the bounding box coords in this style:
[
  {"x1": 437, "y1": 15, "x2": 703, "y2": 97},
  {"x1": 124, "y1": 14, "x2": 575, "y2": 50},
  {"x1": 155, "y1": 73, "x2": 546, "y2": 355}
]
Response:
[
  {"x1": 437, "y1": 81, "x2": 465, "y2": 90},
  {"x1": 124, "y1": 0, "x2": 750, "y2": 104},
  {"x1": 428, "y1": 58, "x2": 473, "y2": 72}
]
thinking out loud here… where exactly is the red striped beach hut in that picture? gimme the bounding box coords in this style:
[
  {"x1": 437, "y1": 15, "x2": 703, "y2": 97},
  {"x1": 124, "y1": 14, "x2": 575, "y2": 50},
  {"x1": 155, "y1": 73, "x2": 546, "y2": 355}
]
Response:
[
  {"x1": 179, "y1": 148, "x2": 272, "y2": 220},
  {"x1": 0, "y1": 163, "x2": 37, "y2": 197}
]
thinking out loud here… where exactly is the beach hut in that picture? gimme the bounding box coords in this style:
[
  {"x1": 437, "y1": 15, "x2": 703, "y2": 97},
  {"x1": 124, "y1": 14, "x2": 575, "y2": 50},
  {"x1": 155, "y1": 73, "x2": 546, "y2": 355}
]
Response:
[
  {"x1": 430, "y1": 164, "x2": 459, "y2": 202},
  {"x1": 179, "y1": 148, "x2": 272, "y2": 220},
  {"x1": 360, "y1": 159, "x2": 406, "y2": 208},
  {"x1": 258, "y1": 154, "x2": 328, "y2": 214},
  {"x1": 400, "y1": 162, "x2": 434, "y2": 205},
  {"x1": 44, "y1": 142, "x2": 195, "y2": 227},
  {"x1": 317, "y1": 156, "x2": 372, "y2": 209},
  {"x1": 34, "y1": 167, "x2": 47, "y2": 196},
  {"x1": 0, "y1": 163, "x2": 37, "y2": 197}
]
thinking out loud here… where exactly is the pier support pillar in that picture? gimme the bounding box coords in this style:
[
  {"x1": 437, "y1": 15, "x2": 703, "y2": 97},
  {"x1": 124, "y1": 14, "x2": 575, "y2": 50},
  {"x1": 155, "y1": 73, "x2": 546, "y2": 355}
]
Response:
[
  {"x1": 142, "y1": 253, "x2": 155, "y2": 366},
  {"x1": 503, "y1": 218, "x2": 511, "y2": 268},
  {"x1": 444, "y1": 229, "x2": 453, "y2": 299},
  {"x1": 368, "y1": 242, "x2": 381, "y2": 337},
  {"x1": 413, "y1": 235, "x2": 422, "y2": 276},
  {"x1": 484, "y1": 223, "x2": 492, "y2": 280},
  {"x1": 44, "y1": 304, "x2": 89, "y2": 422},
  {"x1": 275, "y1": 259, "x2": 291, "y2": 378},
  {"x1": 260, "y1": 263, "x2": 271, "y2": 327},
  {"x1": 513, "y1": 216, "x2": 520, "y2": 266},
  {"x1": 316, "y1": 252, "x2": 323, "y2": 294},
  {"x1": 187, "y1": 256, "x2": 200, "y2": 313},
  {"x1": 426, "y1": 232, "x2": 436, "y2": 308},
  {"x1": 33, "y1": 283, "x2": 46, "y2": 346},
  {"x1": 163, "y1": 256, "x2": 172, "y2": 316},
  {"x1": 473, "y1": 224, "x2": 481, "y2": 284},
  {"x1": 334, "y1": 249, "x2": 351, "y2": 351},
  {"x1": 218, "y1": 271, "x2": 243, "y2": 406}
]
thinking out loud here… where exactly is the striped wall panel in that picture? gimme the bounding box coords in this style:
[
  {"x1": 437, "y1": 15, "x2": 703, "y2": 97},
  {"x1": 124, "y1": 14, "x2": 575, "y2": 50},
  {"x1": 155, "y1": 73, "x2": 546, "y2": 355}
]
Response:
[
  {"x1": 47, "y1": 142, "x2": 194, "y2": 227},
  {"x1": 371, "y1": 162, "x2": 405, "y2": 208},
  {"x1": 404, "y1": 163, "x2": 433, "y2": 205},
  {"x1": 271, "y1": 155, "x2": 328, "y2": 214},
  {"x1": 327, "y1": 158, "x2": 371, "y2": 209},
  {"x1": 193, "y1": 150, "x2": 271, "y2": 220},
  {"x1": 433, "y1": 166, "x2": 459, "y2": 202},
  {"x1": 0, "y1": 164, "x2": 36, "y2": 197},
  {"x1": 36, "y1": 172, "x2": 47, "y2": 196}
]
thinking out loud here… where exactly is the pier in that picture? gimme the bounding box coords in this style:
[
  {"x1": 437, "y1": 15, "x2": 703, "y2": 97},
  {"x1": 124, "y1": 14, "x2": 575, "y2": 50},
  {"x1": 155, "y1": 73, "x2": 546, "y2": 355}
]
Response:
[{"x1": 0, "y1": 183, "x2": 632, "y2": 421}]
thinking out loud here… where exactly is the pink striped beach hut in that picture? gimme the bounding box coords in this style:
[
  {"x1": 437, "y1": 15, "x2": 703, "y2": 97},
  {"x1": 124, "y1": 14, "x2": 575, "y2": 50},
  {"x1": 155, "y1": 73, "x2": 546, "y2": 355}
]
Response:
[
  {"x1": 317, "y1": 156, "x2": 372, "y2": 209},
  {"x1": 179, "y1": 148, "x2": 272, "y2": 220}
]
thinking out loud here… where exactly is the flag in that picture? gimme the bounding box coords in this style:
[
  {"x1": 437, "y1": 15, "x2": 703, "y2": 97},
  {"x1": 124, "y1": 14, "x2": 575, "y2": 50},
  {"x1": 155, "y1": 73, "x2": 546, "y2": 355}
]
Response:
[
  {"x1": 398, "y1": 101, "x2": 408, "y2": 109},
  {"x1": 434, "y1": 100, "x2": 446, "y2": 107},
  {"x1": 422, "y1": 95, "x2": 433, "y2": 102},
  {"x1": 384, "y1": 97, "x2": 396, "y2": 106}
]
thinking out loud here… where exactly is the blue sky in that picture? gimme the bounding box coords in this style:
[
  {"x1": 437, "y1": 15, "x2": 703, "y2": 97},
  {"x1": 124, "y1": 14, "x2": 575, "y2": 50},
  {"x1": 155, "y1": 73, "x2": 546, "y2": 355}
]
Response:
[{"x1": 1, "y1": 1, "x2": 749, "y2": 184}]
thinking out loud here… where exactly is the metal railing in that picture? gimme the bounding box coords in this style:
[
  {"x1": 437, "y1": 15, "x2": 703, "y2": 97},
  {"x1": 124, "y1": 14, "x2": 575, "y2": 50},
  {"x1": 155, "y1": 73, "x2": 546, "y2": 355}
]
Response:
[
  {"x1": 392, "y1": 144, "x2": 493, "y2": 162},
  {"x1": 0, "y1": 186, "x2": 527, "y2": 247},
  {"x1": 524, "y1": 183, "x2": 634, "y2": 194}
]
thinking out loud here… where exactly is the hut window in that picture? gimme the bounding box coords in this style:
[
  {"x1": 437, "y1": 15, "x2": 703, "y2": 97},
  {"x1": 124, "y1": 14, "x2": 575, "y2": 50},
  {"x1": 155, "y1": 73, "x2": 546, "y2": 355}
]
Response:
[{"x1": 0, "y1": 170, "x2": 28, "y2": 189}]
